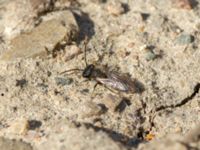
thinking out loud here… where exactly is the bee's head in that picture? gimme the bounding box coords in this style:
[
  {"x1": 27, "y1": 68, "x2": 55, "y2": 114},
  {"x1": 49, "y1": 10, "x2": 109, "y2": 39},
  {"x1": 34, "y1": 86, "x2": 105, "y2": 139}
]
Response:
[{"x1": 82, "y1": 64, "x2": 95, "y2": 78}]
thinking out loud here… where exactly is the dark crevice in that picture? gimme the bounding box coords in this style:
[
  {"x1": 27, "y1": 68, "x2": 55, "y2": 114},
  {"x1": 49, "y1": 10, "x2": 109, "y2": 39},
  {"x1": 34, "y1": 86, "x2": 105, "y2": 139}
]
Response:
[
  {"x1": 155, "y1": 83, "x2": 200, "y2": 112},
  {"x1": 146, "y1": 83, "x2": 200, "y2": 134}
]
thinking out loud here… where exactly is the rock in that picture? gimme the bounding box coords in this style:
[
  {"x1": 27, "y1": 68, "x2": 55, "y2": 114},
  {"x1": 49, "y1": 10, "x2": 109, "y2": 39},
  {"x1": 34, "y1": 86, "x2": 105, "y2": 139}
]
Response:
[
  {"x1": 80, "y1": 101, "x2": 106, "y2": 118},
  {"x1": 139, "y1": 137, "x2": 187, "y2": 150},
  {"x1": 140, "y1": 13, "x2": 150, "y2": 21},
  {"x1": 7, "y1": 119, "x2": 41, "y2": 135},
  {"x1": 56, "y1": 44, "x2": 82, "y2": 62},
  {"x1": 106, "y1": 1, "x2": 126, "y2": 16},
  {"x1": 175, "y1": 33, "x2": 194, "y2": 45},
  {"x1": 63, "y1": 45, "x2": 82, "y2": 61},
  {"x1": 91, "y1": 0, "x2": 107, "y2": 4},
  {"x1": 0, "y1": 10, "x2": 79, "y2": 61},
  {"x1": 183, "y1": 124, "x2": 200, "y2": 143},
  {"x1": 55, "y1": 77, "x2": 73, "y2": 86},
  {"x1": 16, "y1": 79, "x2": 27, "y2": 88},
  {"x1": 102, "y1": 94, "x2": 122, "y2": 112},
  {"x1": 172, "y1": 0, "x2": 193, "y2": 10},
  {"x1": 37, "y1": 124, "x2": 126, "y2": 150},
  {"x1": 8, "y1": 118, "x2": 29, "y2": 135},
  {"x1": 0, "y1": 137, "x2": 33, "y2": 150},
  {"x1": 141, "y1": 45, "x2": 158, "y2": 61},
  {"x1": 145, "y1": 50, "x2": 157, "y2": 61},
  {"x1": 54, "y1": 0, "x2": 81, "y2": 9},
  {"x1": 1, "y1": 0, "x2": 54, "y2": 39},
  {"x1": 139, "y1": 125, "x2": 200, "y2": 150},
  {"x1": 28, "y1": 120, "x2": 42, "y2": 130}
]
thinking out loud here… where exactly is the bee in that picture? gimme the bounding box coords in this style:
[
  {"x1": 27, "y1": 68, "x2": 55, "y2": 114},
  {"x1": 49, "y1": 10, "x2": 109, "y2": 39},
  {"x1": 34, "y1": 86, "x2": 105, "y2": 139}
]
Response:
[{"x1": 60, "y1": 37, "x2": 143, "y2": 94}]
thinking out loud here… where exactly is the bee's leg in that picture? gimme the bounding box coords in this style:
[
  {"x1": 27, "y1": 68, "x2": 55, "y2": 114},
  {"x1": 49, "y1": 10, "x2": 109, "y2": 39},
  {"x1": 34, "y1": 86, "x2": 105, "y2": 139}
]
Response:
[
  {"x1": 90, "y1": 82, "x2": 100, "y2": 98},
  {"x1": 81, "y1": 79, "x2": 90, "y2": 83},
  {"x1": 60, "y1": 68, "x2": 83, "y2": 75},
  {"x1": 93, "y1": 82, "x2": 100, "y2": 93},
  {"x1": 103, "y1": 86, "x2": 119, "y2": 95},
  {"x1": 92, "y1": 83, "x2": 119, "y2": 95}
]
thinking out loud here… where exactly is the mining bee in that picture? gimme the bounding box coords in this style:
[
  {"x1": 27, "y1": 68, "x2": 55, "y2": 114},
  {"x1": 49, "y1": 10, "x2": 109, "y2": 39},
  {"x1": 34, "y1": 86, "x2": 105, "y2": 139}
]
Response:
[{"x1": 60, "y1": 37, "x2": 143, "y2": 94}]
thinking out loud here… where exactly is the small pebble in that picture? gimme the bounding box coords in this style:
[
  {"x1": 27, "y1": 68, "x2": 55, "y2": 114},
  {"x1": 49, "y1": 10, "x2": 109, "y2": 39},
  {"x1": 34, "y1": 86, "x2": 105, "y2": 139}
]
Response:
[
  {"x1": 16, "y1": 79, "x2": 27, "y2": 88},
  {"x1": 25, "y1": 130, "x2": 43, "y2": 141},
  {"x1": 28, "y1": 120, "x2": 42, "y2": 130},
  {"x1": 141, "y1": 13, "x2": 150, "y2": 21},
  {"x1": 174, "y1": 126, "x2": 182, "y2": 133},
  {"x1": 175, "y1": 33, "x2": 194, "y2": 45},
  {"x1": 115, "y1": 98, "x2": 131, "y2": 113},
  {"x1": 145, "y1": 50, "x2": 157, "y2": 61},
  {"x1": 61, "y1": 45, "x2": 81, "y2": 62},
  {"x1": 55, "y1": 77, "x2": 73, "y2": 86},
  {"x1": 91, "y1": 0, "x2": 107, "y2": 4},
  {"x1": 173, "y1": 0, "x2": 193, "y2": 10},
  {"x1": 141, "y1": 45, "x2": 158, "y2": 61},
  {"x1": 37, "y1": 83, "x2": 48, "y2": 93},
  {"x1": 106, "y1": 1, "x2": 125, "y2": 16},
  {"x1": 80, "y1": 101, "x2": 105, "y2": 118},
  {"x1": 80, "y1": 89, "x2": 90, "y2": 94},
  {"x1": 102, "y1": 94, "x2": 122, "y2": 112}
]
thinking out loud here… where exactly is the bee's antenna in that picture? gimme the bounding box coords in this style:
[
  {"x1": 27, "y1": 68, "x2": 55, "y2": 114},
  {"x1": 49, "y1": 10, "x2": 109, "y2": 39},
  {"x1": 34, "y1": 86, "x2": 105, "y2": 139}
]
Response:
[{"x1": 84, "y1": 36, "x2": 89, "y2": 67}]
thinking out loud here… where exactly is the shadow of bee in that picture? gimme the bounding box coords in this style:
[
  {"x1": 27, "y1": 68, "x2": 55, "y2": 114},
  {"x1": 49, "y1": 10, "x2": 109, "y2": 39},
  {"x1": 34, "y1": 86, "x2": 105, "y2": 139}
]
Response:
[{"x1": 60, "y1": 37, "x2": 144, "y2": 94}]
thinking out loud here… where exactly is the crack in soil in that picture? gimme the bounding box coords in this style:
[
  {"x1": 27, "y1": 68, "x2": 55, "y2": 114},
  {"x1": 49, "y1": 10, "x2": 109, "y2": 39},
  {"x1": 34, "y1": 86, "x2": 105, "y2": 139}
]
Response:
[
  {"x1": 155, "y1": 83, "x2": 200, "y2": 112},
  {"x1": 147, "y1": 83, "x2": 200, "y2": 134}
]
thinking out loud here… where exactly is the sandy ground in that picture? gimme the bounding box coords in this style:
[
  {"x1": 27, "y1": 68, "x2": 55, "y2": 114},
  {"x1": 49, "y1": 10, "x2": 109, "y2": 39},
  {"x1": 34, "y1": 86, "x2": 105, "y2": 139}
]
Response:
[{"x1": 0, "y1": 0, "x2": 200, "y2": 149}]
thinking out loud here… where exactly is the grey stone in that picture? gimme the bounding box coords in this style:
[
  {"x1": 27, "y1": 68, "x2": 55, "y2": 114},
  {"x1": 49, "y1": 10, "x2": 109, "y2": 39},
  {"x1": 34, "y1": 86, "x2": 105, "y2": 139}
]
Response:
[
  {"x1": 55, "y1": 77, "x2": 73, "y2": 86},
  {"x1": 0, "y1": 10, "x2": 79, "y2": 61},
  {"x1": 175, "y1": 34, "x2": 194, "y2": 45},
  {"x1": 145, "y1": 50, "x2": 157, "y2": 61}
]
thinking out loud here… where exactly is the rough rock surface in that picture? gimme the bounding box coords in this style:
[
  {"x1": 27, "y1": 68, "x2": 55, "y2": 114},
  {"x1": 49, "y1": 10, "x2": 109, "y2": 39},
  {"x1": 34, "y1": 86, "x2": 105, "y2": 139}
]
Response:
[
  {"x1": 0, "y1": 0, "x2": 199, "y2": 150},
  {"x1": 0, "y1": 137, "x2": 33, "y2": 150}
]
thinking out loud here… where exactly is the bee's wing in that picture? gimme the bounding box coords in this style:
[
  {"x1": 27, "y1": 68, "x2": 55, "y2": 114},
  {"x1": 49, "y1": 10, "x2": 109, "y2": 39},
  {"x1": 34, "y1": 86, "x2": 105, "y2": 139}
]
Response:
[{"x1": 96, "y1": 72, "x2": 136, "y2": 93}]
